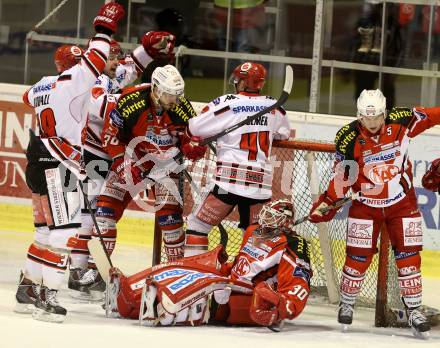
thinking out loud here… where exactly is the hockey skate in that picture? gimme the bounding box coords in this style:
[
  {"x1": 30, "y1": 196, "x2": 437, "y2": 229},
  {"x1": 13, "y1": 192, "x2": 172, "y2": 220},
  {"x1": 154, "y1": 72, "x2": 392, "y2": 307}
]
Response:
[
  {"x1": 14, "y1": 272, "x2": 40, "y2": 314},
  {"x1": 338, "y1": 302, "x2": 354, "y2": 332},
  {"x1": 67, "y1": 268, "x2": 94, "y2": 301},
  {"x1": 77, "y1": 268, "x2": 106, "y2": 301},
  {"x1": 407, "y1": 307, "x2": 431, "y2": 339},
  {"x1": 32, "y1": 286, "x2": 67, "y2": 323},
  {"x1": 357, "y1": 27, "x2": 373, "y2": 53}
]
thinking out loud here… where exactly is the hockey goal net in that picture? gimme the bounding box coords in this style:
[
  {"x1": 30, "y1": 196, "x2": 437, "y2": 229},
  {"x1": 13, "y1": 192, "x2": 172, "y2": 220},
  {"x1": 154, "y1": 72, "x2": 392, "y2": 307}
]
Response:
[{"x1": 152, "y1": 139, "x2": 403, "y2": 325}]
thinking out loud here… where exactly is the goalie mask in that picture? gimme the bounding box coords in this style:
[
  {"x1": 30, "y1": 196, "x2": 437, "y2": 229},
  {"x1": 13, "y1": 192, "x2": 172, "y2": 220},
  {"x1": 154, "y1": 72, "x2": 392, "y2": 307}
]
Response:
[
  {"x1": 230, "y1": 62, "x2": 266, "y2": 92},
  {"x1": 254, "y1": 200, "x2": 295, "y2": 240},
  {"x1": 151, "y1": 65, "x2": 185, "y2": 110},
  {"x1": 54, "y1": 45, "x2": 84, "y2": 73}
]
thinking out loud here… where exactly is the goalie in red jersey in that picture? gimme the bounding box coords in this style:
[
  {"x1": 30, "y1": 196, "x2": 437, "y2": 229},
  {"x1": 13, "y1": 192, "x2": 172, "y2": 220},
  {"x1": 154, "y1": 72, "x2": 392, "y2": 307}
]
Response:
[
  {"x1": 308, "y1": 89, "x2": 440, "y2": 337},
  {"x1": 104, "y1": 199, "x2": 312, "y2": 329}
]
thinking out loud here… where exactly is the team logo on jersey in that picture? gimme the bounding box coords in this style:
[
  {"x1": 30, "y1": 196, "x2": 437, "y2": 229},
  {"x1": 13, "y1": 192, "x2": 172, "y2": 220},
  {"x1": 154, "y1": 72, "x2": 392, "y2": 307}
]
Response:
[
  {"x1": 367, "y1": 164, "x2": 399, "y2": 184},
  {"x1": 293, "y1": 267, "x2": 311, "y2": 282},
  {"x1": 232, "y1": 257, "x2": 251, "y2": 276},
  {"x1": 212, "y1": 97, "x2": 220, "y2": 105},
  {"x1": 359, "y1": 138, "x2": 365, "y2": 145},
  {"x1": 335, "y1": 151, "x2": 345, "y2": 162},
  {"x1": 347, "y1": 218, "x2": 373, "y2": 248}
]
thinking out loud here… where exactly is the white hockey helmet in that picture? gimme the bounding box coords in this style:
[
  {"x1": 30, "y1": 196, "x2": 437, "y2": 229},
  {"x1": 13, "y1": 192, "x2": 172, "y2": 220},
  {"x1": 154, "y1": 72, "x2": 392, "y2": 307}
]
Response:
[
  {"x1": 357, "y1": 89, "x2": 386, "y2": 118},
  {"x1": 151, "y1": 65, "x2": 185, "y2": 98}
]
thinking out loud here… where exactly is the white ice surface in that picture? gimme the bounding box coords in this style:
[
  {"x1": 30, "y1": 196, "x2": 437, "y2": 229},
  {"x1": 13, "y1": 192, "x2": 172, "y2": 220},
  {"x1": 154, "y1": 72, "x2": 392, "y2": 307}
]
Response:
[{"x1": 1, "y1": 230, "x2": 439, "y2": 348}]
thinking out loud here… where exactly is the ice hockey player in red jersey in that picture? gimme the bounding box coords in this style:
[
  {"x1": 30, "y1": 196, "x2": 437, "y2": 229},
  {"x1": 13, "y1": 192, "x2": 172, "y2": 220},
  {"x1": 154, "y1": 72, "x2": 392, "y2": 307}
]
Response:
[
  {"x1": 16, "y1": 2, "x2": 125, "y2": 323},
  {"x1": 69, "y1": 32, "x2": 177, "y2": 298},
  {"x1": 422, "y1": 158, "x2": 440, "y2": 194},
  {"x1": 104, "y1": 199, "x2": 311, "y2": 329},
  {"x1": 184, "y1": 62, "x2": 291, "y2": 257},
  {"x1": 308, "y1": 89, "x2": 440, "y2": 337},
  {"x1": 85, "y1": 64, "x2": 205, "y2": 286}
]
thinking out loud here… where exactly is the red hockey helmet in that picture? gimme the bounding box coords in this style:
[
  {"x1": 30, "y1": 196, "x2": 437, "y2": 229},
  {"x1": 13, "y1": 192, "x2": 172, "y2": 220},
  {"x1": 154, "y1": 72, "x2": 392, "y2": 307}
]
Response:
[
  {"x1": 255, "y1": 199, "x2": 295, "y2": 239},
  {"x1": 230, "y1": 62, "x2": 266, "y2": 91},
  {"x1": 54, "y1": 45, "x2": 84, "y2": 73}
]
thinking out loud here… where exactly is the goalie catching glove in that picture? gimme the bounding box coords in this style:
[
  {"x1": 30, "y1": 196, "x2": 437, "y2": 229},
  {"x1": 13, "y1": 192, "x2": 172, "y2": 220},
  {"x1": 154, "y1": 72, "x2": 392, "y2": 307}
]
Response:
[
  {"x1": 250, "y1": 282, "x2": 293, "y2": 326},
  {"x1": 308, "y1": 193, "x2": 338, "y2": 223},
  {"x1": 142, "y1": 31, "x2": 176, "y2": 59},
  {"x1": 422, "y1": 158, "x2": 440, "y2": 192}
]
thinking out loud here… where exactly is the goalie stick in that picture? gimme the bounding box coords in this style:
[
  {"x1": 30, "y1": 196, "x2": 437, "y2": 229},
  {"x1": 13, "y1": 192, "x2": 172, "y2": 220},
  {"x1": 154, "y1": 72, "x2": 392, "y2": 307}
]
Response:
[
  {"x1": 78, "y1": 181, "x2": 113, "y2": 284},
  {"x1": 199, "y1": 65, "x2": 294, "y2": 146}
]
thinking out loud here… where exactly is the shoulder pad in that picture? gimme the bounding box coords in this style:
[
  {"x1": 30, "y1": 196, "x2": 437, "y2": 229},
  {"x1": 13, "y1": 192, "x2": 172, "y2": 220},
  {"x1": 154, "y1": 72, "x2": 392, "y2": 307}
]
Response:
[
  {"x1": 386, "y1": 107, "x2": 413, "y2": 126},
  {"x1": 334, "y1": 120, "x2": 359, "y2": 157},
  {"x1": 286, "y1": 234, "x2": 311, "y2": 266},
  {"x1": 116, "y1": 85, "x2": 150, "y2": 119},
  {"x1": 168, "y1": 97, "x2": 196, "y2": 125}
]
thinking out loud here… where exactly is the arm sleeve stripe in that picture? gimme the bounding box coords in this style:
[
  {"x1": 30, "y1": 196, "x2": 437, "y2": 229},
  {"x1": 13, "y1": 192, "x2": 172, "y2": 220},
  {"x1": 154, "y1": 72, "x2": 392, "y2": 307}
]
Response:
[
  {"x1": 99, "y1": 95, "x2": 108, "y2": 119},
  {"x1": 131, "y1": 54, "x2": 144, "y2": 73},
  {"x1": 90, "y1": 48, "x2": 108, "y2": 63},
  {"x1": 214, "y1": 105, "x2": 231, "y2": 116},
  {"x1": 82, "y1": 55, "x2": 100, "y2": 78}
]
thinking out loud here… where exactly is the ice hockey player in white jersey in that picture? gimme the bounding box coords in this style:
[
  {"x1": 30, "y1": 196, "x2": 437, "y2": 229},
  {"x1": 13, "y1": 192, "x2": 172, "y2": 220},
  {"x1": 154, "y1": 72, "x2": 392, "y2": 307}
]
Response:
[
  {"x1": 69, "y1": 32, "x2": 177, "y2": 298},
  {"x1": 15, "y1": 2, "x2": 125, "y2": 323},
  {"x1": 184, "y1": 62, "x2": 291, "y2": 256}
]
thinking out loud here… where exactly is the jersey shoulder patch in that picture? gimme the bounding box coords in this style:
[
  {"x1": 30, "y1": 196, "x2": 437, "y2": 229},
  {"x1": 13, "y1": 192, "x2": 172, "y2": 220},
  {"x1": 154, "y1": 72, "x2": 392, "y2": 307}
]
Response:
[
  {"x1": 334, "y1": 120, "x2": 359, "y2": 158},
  {"x1": 168, "y1": 96, "x2": 196, "y2": 125},
  {"x1": 386, "y1": 107, "x2": 413, "y2": 126},
  {"x1": 116, "y1": 84, "x2": 150, "y2": 119}
]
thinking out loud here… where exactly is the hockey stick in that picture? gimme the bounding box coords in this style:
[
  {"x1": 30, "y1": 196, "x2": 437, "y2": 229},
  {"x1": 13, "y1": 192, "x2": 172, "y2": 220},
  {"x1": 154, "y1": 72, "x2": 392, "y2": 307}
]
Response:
[
  {"x1": 290, "y1": 191, "x2": 362, "y2": 228},
  {"x1": 199, "y1": 65, "x2": 294, "y2": 146},
  {"x1": 78, "y1": 181, "x2": 113, "y2": 283}
]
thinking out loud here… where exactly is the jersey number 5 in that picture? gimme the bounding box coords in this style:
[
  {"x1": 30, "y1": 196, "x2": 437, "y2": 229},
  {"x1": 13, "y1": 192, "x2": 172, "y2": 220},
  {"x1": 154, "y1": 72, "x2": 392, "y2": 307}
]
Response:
[{"x1": 240, "y1": 131, "x2": 269, "y2": 161}]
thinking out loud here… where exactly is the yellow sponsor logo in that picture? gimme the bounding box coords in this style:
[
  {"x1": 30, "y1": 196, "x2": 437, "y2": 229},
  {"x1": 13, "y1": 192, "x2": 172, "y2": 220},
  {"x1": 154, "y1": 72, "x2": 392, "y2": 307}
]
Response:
[
  {"x1": 338, "y1": 130, "x2": 357, "y2": 154},
  {"x1": 121, "y1": 99, "x2": 146, "y2": 118},
  {"x1": 388, "y1": 108, "x2": 412, "y2": 121}
]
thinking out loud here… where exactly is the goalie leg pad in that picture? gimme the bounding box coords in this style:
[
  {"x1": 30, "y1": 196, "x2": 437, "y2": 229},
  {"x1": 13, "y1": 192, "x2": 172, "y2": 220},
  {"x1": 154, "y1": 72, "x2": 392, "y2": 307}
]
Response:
[{"x1": 339, "y1": 254, "x2": 372, "y2": 305}]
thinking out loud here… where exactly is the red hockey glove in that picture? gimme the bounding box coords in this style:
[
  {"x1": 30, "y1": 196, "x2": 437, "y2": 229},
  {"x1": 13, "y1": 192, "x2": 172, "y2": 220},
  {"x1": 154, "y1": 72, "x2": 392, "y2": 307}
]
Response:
[
  {"x1": 112, "y1": 157, "x2": 145, "y2": 185},
  {"x1": 250, "y1": 282, "x2": 289, "y2": 326},
  {"x1": 308, "y1": 193, "x2": 337, "y2": 223},
  {"x1": 181, "y1": 136, "x2": 207, "y2": 161},
  {"x1": 422, "y1": 158, "x2": 440, "y2": 192},
  {"x1": 93, "y1": 2, "x2": 125, "y2": 35},
  {"x1": 142, "y1": 31, "x2": 176, "y2": 59}
]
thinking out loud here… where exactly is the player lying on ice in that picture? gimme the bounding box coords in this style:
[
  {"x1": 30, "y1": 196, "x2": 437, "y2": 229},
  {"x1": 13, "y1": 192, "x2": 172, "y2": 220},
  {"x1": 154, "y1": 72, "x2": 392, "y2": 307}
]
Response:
[
  {"x1": 308, "y1": 89, "x2": 440, "y2": 338},
  {"x1": 104, "y1": 200, "x2": 312, "y2": 329}
]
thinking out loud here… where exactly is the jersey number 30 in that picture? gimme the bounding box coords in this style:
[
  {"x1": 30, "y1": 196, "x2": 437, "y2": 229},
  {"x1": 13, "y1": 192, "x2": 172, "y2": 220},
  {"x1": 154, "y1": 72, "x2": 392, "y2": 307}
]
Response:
[{"x1": 240, "y1": 131, "x2": 269, "y2": 161}]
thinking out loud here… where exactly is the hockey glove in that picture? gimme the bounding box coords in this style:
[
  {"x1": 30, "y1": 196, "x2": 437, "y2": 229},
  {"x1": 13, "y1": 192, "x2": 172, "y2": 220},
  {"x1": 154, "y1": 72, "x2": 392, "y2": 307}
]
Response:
[
  {"x1": 181, "y1": 136, "x2": 207, "y2": 161},
  {"x1": 250, "y1": 282, "x2": 290, "y2": 326},
  {"x1": 112, "y1": 156, "x2": 146, "y2": 185},
  {"x1": 142, "y1": 31, "x2": 176, "y2": 59},
  {"x1": 422, "y1": 158, "x2": 440, "y2": 192},
  {"x1": 308, "y1": 193, "x2": 337, "y2": 223},
  {"x1": 94, "y1": 2, "x2": 125, "y2": 35}
]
